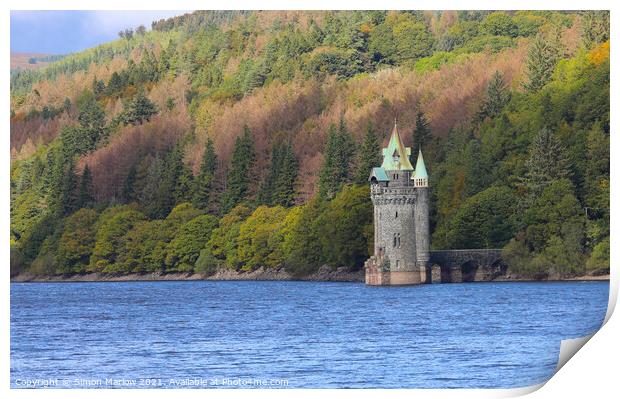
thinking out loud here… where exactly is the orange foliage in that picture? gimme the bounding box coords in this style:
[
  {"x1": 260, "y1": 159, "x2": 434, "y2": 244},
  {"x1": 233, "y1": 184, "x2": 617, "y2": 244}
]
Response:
[
  {"x1": 78, "y1": 107, "x2": 191, "y2": 201},
  {"x1": 588, "y1": 41, "x2": 610, "y2": 66}
]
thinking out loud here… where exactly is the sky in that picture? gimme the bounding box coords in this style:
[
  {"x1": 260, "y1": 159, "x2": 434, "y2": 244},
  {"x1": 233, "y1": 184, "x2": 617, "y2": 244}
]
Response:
[{"x1": 10, "y1": 10, "x2": 189, "y2": 54}]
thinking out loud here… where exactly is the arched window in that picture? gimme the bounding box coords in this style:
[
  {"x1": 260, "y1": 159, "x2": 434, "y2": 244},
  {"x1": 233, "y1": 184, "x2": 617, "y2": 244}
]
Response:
[
  {"x1": 397, "y1": 233, "x2": 401, "y2": 248},
  {"x1": 393, "y1": 234, "x2": 397, "y2": 248}
]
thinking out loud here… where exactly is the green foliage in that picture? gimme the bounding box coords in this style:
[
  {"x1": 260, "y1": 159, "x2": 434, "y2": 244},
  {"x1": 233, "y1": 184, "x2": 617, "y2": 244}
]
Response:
[
  {"x1": 586, "y1": 236, "x2": 609, "y2": 274},
  {"x1": 519, "y1": 127, "x2": 571, "y2": 202},
  {"x1": 282, "y1": 198, "x2": 326, "y2": 276},
  {"x1": 166, "y1": 214, "x2": 218, "y2": 272},
  {"x1": 193, "y1": 138, "x2": 218, "y2": 211},
  {"x1": 580, "y1": 11, "x2": 610, "y2": 49},
  {"x1": 258, "y1": 141, "x2": 298, "y2": 207},
  {"x1": 477, "y1": 71, "x2": 511, "y2": 122},
  {"x1": 434, "y1": 186, "x2": 517, "y2": 249},
  {"x1": 369, "y1": 12, "x2": 434, "y2": 64},
  {"x1": 411, "y1": 111, "x2": 431, "y2": 158},
  {"x1": 316, "y1": 185, "x2": 372, "y2": 270},
  {"x1": 523, "y1": 32, "x2": 562, "y2": 92},
  {"x1": 78, "y1": 165, "x2": 95, "y2": 208},
  {"x1": 222, "y1": 126, "x2": 256, "y2": 212},
  {"x1": 119, "y1": 91, "x2": 158, "y2": 125},
  {"x1": 206, "y1": 204, "x2": 253, "y2": 270},
  {"x1": 236, "y1": 206, "x2": 289, "y2": 270},
  {"x1": 319, "y1": 120, "x2": 356, "y2": 198},
  {"x1": 89, "y1": 206, "x2": 146, "y2": 273},
  {"x1": 355, "y1": 121, "x2": 382, "y2": 184},
  {"x1": 57, "y1": 208, "x2": 99, "y2": 273},
  {"x1": 480, "y1": 12, "x2": 518, "y2": 38},
  {"x1": 119, "y1": 220, "x2": 171, "y2": 273}
]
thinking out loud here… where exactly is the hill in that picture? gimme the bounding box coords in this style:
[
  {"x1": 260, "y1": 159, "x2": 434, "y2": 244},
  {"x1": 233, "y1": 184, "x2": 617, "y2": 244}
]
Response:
[{"x1": 10, "y1": 10, "x2": 609, "y2": 280}]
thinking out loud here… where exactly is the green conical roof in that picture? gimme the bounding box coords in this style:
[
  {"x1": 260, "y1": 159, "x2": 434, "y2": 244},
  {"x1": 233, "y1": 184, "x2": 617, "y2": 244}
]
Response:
[
  {"x1": 381, "y1": 123, "x2": 413, "y2": 171},
  {"x1": 413, "y1": 149, "x2": 428, "y2": 179}
]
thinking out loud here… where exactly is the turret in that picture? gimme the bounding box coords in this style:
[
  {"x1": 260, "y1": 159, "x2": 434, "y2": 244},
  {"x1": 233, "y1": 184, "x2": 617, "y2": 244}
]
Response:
[{"x1": 413, "y1": 149, "x2": 430, "y2": 277}]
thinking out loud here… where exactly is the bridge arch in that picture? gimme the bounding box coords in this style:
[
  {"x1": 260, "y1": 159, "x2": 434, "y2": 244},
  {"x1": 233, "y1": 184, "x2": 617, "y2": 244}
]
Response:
[{"x1": 428, "y1": 249, "x2": 504, "y2": 283}]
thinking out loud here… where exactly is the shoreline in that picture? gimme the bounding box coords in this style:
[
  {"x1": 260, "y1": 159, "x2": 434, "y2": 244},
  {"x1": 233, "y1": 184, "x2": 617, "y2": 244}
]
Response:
[{"x1": 10, "y1": 266, "x2": 610, "y2": 283}]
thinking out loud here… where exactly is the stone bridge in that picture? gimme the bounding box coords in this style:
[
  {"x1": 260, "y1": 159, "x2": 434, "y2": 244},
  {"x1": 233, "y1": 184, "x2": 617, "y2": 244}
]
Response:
[{"x1": 429, "y1": 249, "x2": 506, "y2": 283}]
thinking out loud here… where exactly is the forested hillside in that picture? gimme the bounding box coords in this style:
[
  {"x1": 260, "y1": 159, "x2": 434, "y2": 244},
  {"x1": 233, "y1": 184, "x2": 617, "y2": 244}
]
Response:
[{"x1": 10, "y1": 10, "x2": 610, "y2": 279}]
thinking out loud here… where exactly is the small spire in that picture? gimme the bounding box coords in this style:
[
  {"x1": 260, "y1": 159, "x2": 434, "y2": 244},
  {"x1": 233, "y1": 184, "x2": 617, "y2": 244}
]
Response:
[
  {"x1": 380, "y1": 121, "x2": 413, "y2": 171},
  {"x1": 413, "y1": 149, "x2": 428, "y2": 179}
]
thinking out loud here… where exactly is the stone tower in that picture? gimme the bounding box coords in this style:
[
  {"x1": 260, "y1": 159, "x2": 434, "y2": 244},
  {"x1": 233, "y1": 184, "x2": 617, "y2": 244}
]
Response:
[{"x1": 364, "y1": 122, "x2": 430, "y2": 285}]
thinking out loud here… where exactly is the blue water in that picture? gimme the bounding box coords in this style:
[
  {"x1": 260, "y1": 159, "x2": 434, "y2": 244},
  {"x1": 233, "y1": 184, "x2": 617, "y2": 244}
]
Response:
[{"x1": 10, "y1": 281, "x2": 608, "y2": 389}]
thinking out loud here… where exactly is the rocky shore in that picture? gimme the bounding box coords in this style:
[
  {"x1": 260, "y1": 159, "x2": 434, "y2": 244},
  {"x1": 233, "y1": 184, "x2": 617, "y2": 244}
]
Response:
[{"x1": 10, "y1": 265, "x2": 366, "y2": 283}]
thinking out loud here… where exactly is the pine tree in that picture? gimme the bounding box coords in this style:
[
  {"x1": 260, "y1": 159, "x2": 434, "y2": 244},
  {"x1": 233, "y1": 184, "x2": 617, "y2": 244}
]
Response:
[
  {"x1": 78, "y1": 165, "x2": 95, "y2": 208},
  {"x1": 259, "y1": 141, "x2": 298, "y2": 206},
  {"x1": 520, "y1": 127, "x2": 572, "y2": 201},
  {"x1": 412, "y1": 111, "x2": 431, "y2": 158},
  {"x1": 121, "y1": 163, "x2": 137, "y2": 203},
  {"x1": 273, "y1": 142, "x2": 298, "y2": 207},
  {"x1": 77, "y1": 90, "x2": 106, "y2": 149},
  {"x1": 55, "y1": 160, "x2": 79, "y2": 216},
  {"x1": 161, "y1": 144, "x2": 193, "y2": 206},
  {"x1": 222, "y1": 126, "x2": 256, "y2": 212},
  {"x1": 92, "y1": 78, "x2": 105, "y2": 97},
  {"x1": 319, "y1": 119, "x2": 356, "y2": 198},
  {"x1": 523, "y1": 32, "x2": 562, "y2": 93},
  {"x1": 355, "y1": 121, "x2": 381, "y2": 184},
  {"x1": 140, "y1": 155, "x2": 167, "y2": 219},
  {"x1": 193, "y1": 138, "x2": 218, "y2": 211},
  {"x1": 120, "y1": 90, "x2": 158, "y2": 125},
  {"x1": 477, "y1": 70, "x2": 511, "y2": 122}
]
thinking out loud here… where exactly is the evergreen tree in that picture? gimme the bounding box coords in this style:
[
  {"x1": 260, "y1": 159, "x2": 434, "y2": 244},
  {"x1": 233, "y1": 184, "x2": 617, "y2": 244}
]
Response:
[
  {"x1": 523, "y1": 32, "x2": 562, "y2": 93},
  {"x1": 106, "y1": 72, "x2": 124, "y2": 96},
  {"x1": 140, "y1": 156, "x2": 167, "y2": 219},
  {"x1": 520, "y1": 127, "x2": 572, "y2": 202},
  {"x1": 259, "y1": 141, "x2": 298, "y2": 206},
  {"x1": 222, "y1": 126, "x2": 256, "y2": 212},
  {"x1": 120, "y1": 90, "x2": 158, "y2": 125},
  {"x1": 318, "y1": 119, "x2": 356, "y2": 198},
  {"x1": 355, "y1": 121, "x2": 381, "y2": 184},
  {"x1": 54, "y1": 160, "x2": 79, "y2": 216},
  {"x1": 411, "y1": 111, "x2": 431, "y2": 159},
  {"x1": 477, "y1": 70, "x2": 511, "y2": 122},
  {"x1": 121, "y1": 163, "x2": 137, "y2": 203},
  {"x1": 92, "y1": 78, "x2": 105, "y2": 97},
  {"x1": 76, "y1": 90, "x2": 106, "y2": 149},
  {"x1": 193, "y1": 138, "x2": 218, "y2": 210},
  {"x1": 581, "y1": 11, "x2": 610, "y2": 49},
  {"x1": 158, "y1": 144, "x2": 194, "y2": 211},
  {"x1": 273, "y1": 142, "x2": 298, "y2": 207},
  {"x1": 78, "y1": 165, "x2": 95, "y2": 208}
]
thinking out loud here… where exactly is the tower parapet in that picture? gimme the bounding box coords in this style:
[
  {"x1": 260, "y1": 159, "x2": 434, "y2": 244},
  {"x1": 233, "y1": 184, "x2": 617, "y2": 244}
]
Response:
[{"x1": 365, "y1": 123, "x2": 431, "y2": 285}]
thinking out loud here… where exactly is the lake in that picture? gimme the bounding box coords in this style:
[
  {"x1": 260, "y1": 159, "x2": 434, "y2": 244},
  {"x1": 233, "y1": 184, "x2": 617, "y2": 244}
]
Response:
[{"x1": 10, "y1": 280, "x2": 608, "y2": 388}]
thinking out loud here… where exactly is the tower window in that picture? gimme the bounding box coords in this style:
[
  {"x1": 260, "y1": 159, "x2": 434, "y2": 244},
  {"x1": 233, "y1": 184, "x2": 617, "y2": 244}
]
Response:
[
  {"x1": 395, "y1": 211, "x2": 398, "y2": 219},
  {"x1": 393, "y1": 234, "x2": 397, "y2": 248},
  {"x1": 397, "y1": 233, "x2": 401, "y2": 248}
]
